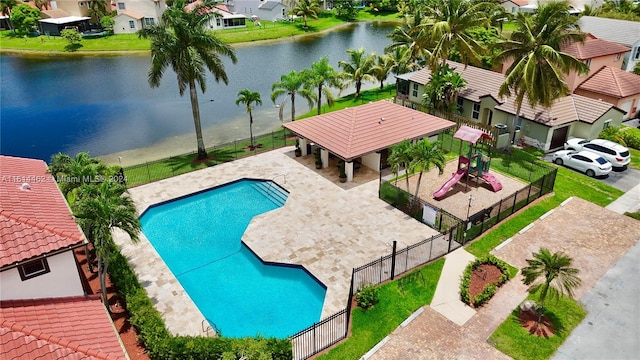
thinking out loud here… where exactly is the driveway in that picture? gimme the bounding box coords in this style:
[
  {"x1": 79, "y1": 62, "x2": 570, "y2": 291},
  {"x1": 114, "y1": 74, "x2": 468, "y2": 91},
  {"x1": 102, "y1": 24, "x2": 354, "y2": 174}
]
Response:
[{"x1": 542, "y1": 153, "x2": 640, "y2": 192}]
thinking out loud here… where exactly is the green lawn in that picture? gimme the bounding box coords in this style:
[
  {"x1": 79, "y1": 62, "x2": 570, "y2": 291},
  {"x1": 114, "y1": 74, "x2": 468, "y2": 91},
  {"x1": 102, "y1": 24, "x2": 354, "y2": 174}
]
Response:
[
  {"x1": 317, "y1": 259, "x2": 445, "y2": 360},
  {"x1": 466, "y1": 166, "x2": 623, "y2": 258},
  {"x1": 489, "y1": 295, "x2": 587, "y2": 360},
  {"x1": 123, "y1": 130, "x2": 294, "y2": 187},
  {"x1": 0, "y1": 10, "x2": 402, "y2": 53},
  {"x1": 297, "y1": 85, "x2": 397, "y2": 119}
]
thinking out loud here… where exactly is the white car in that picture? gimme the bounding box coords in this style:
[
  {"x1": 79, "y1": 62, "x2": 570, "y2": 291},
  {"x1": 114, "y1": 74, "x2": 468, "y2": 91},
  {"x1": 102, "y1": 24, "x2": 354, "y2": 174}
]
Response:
[
  {"x1": 564, "y1": 138, "x2": 630, "y2": 169},
  {"x1": 552, "y1": 150, "x2": 612, "y2": 177}
]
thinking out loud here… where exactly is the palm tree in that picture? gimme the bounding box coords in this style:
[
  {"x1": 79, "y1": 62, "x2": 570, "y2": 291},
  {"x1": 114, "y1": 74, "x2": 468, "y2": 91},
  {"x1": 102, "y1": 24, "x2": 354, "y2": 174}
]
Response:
[
  {"x1": 422, "y1": 64, "x2": 467, "y2": 113},
  {"x1": 235, "y1": 89, "x2": 262, "y2": 149},
  {"x1": 304, "y1": 56, "x2": 343, "y2": 115},
  {"x1": 48, "y1": 152, "x2": 112, "y2": 203},
  {"x1": 74, "y1": 180, "x2": 141, "y2": 305},
  {"x1": 293, "y1": 0, "x2": 321, "y2": 28},
  {"x1": 386, "y1": 12, "x2": 432, "y2": 67},
  {"x1": 0, "y1": 0, "x2": 18, "y2": 15},
  {"x1": 338, "y1": 47, "x2": 376, "y2": 98},
  {"x1": 385, "y1": 45, "x2": 420, "y2": 75},
  {"x1": 372, "y1": 54, "x2": 394, "y2": 90},
  {"x1": 409, "y1": 139, "x2": 445, "y2": 199},
  {"x1": 34, "y1": 0, "x2": 49, "y2": 10},
  {"x1": 420, "y1": 0, "x2": 495, "y2": 69},
  {"x1": 496, "y1": 1, "x2": 588, "y2": 138},
  {"x1": 388, "y1": 139, "x2": 413, "y2": 192},
  {"x1": 521, "y1": 248, "x2": 581, "y2": 322},
  {"x1": 88, "y1": 0, "x2": 108, "y2": 23},
  {"x1": 271, "y1": 70, "x2": 316, "y2": 122},
  {"x1": 138, "y1": 0, "x2": 237, "y2": 159}
]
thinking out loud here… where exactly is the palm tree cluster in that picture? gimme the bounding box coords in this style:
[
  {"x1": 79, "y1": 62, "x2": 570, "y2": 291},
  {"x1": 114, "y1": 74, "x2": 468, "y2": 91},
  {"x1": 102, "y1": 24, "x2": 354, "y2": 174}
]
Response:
[
  {"x1": 49, "y1": 152, "x2": 140, "y2": 307},
  {"x1": 387, "y1": 139, "x2": 445, "y2": 200}
]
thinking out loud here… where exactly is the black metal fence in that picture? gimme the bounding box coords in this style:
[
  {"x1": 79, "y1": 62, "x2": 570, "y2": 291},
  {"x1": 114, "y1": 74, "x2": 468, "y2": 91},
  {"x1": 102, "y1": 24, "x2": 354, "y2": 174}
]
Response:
[
  {"x1": 123, "y1": 129, "x2": 294, "y2": 187},
  {"x1": 289, "y1": 232, "x2": 455, "y2": 360}
]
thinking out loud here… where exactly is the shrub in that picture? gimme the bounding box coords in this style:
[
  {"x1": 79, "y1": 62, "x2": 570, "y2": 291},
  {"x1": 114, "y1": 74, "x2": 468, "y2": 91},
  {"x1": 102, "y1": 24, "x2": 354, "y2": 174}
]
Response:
[
  {"x1": 107, "y1": 245, "x2": 292, "y2": 359},
  {"x1": 622, "y1": 130, "x2": 640, "y2": 150},
  {"x1": 459, "y1": 255, "x2": 512, "y2": 307},
  {"x1": 356, "y1": 284, "x2": 379, "y2": 309}
]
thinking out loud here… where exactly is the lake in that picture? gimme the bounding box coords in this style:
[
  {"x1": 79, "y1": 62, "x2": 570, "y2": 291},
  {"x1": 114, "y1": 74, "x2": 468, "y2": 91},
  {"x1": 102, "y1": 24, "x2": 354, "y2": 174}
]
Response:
[{"x1": 0, "y1": 22, "x2": 396, "y2": 164}]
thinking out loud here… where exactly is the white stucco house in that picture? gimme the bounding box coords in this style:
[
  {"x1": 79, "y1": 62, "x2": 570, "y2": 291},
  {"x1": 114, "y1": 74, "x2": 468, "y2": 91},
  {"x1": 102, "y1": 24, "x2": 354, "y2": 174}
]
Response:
[
  {"x1": 224, "y1": 0, "x2": 288, "y2": 21},
  {"x1": 113, "y1": 0, "x2": 167, "y2": 34},
  {"x1": 0, "y1": 155, "x2": 87, "y2": 301}
]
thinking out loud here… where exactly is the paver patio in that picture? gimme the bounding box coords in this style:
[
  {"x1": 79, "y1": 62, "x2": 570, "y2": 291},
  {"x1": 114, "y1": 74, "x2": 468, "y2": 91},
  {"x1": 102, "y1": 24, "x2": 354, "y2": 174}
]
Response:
[
  {"x1": 369, "y1": 197, "x2": 640, "y2": 359},
  {"x1": 112, "y1": 147, "x2": 442, "y2": 336}
]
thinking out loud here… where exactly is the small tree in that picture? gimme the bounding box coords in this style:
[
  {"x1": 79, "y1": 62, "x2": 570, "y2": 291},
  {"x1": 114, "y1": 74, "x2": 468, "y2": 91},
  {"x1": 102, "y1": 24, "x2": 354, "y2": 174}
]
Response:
[
  {"x1": 235, "y1": 89, "x2": 262, "y2": 149},
  {"x1": 409, "y1": 139, "x2": 445, "y2": 200},
  {"x1": 100, "y1": 16, "x2": 115, "y2": 33},
  {"x1": 293, "y1": 0, "x2": 321, "y2": 28},
  {"x1": 633, "y1": 61, "x2": 640, "y2": 76},
  {"x1": 9, "y1": 4, "x2": 40, "y2": 35},
  {"x1": 422, "y1": 64, "x2": 467, "y2": 113},
  {"x1": 334, "y1": 0, "x2": 359, "y2": 21},
  {"x1": 61, "y1": 28, "x2": 83, "y2": 51},
  {"x1": 521, "y1": 248, "x2": 581, "y2": 323}
]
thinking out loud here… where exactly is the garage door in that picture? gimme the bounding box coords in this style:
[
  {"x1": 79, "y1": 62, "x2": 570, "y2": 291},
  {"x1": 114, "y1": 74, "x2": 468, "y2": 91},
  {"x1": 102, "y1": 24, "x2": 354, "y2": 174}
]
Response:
[{"x1": 550, "y1": 126, "x2": 569, "y2": 150}]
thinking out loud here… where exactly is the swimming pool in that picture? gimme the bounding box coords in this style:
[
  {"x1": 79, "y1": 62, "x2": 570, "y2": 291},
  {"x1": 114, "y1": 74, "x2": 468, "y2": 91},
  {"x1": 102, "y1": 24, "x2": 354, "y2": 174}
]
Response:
[{"x1": 140, "y1": 179, "x2": 326, "y2": 338}]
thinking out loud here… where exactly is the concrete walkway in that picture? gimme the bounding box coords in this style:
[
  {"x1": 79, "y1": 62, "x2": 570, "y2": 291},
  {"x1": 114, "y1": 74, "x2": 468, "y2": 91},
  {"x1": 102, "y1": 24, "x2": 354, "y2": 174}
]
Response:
[
  {"x1": 429, "y1": 248, "x2": 476, "y2": 326},
  {"x1": 606, "y1": 182, "x2": 640, "y2": 214}
]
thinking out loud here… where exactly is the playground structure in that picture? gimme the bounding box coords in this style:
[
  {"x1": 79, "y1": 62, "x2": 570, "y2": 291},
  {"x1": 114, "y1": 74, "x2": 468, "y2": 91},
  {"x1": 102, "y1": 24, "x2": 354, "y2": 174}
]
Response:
[{"x1": 433, "y1": 126, "x2": 503, "y2": 200}]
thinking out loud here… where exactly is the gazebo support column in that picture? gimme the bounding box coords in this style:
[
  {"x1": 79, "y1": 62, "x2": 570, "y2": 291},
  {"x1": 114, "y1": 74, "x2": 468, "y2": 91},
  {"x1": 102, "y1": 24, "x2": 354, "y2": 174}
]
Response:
[
  {"x1": 320, "y1": 149, "x2": 329, "y2": 169},
  {"x1": 346, "y1": 161, "x2": 354, "y2": 182},
  {"x1": 299, "y1": 138, "x2": 309, "y2": 156}
]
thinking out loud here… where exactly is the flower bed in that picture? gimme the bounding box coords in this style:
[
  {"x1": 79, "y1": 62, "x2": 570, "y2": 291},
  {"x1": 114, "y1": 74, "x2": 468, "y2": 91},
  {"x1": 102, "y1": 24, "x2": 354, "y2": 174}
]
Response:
[{"x1": 460, "y1": 255, "x2": 511, "y2": 307}]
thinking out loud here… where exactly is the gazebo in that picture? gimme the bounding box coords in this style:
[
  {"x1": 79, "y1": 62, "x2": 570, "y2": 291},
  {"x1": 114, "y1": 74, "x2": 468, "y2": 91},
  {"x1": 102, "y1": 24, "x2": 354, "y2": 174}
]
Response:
[{"x1": 284, "y1": 100, "x2": 456, "y2": 182}]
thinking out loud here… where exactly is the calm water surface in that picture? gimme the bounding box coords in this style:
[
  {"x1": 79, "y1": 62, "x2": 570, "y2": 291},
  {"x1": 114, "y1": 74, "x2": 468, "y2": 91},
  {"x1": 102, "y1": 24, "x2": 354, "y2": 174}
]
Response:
[{"x1": 0, "y1": 22, "x2": 395, "y2": 162}]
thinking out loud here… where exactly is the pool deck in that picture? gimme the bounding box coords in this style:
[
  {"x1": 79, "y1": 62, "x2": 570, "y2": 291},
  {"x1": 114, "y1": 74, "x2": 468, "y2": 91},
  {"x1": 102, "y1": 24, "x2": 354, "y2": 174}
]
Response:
[{"x1": 113, "y1": 147, "x2": 440, "y2": 337}]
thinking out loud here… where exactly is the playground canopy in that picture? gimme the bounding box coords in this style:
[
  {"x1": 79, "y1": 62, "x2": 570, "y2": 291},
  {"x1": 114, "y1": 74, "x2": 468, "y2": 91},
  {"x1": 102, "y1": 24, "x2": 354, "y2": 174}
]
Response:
[{"x1": 453, "y1": 126, "x2": 493, "y2": 144}]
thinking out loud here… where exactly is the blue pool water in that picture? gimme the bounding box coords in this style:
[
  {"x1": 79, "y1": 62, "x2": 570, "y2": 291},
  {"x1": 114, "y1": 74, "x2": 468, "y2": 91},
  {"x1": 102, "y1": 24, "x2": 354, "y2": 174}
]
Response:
[{"x1": 140, "y1": 179, "x2": 326, "y2": 338}]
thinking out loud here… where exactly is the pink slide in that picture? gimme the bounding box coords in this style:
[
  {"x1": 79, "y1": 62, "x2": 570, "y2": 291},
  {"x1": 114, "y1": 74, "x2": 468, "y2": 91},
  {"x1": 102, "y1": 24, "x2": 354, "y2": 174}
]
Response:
[
  {"x1": 433, "y1": 169, "x2": 466, "y2": 200},
  {"x1": 481, "y1": 172, "x2": 503, "y2": 192}
]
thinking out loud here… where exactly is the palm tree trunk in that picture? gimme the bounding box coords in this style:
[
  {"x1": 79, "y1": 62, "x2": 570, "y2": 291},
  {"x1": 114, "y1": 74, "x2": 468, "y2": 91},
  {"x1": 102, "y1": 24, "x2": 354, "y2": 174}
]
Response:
[
  {"x1": 355, "y1": 81, "x2": 362, "y2": 98},
  {"x1": 380, "y1": 80, "x2": 384, "y2": 90},
  {"x1": 249, "y1": 110, "x2": 254, "y2": 148},
  {"x1": 414, "y1": 171, "x2": 423, "y2": 199},
  {"x1": 290, "y1": 93, "x2": 296, "y2": 122},
  {"x1": 404, "y1": 162, "x2": 411, "y2": 192},
  {"x1": 317, "y1": 84, "x2": 322, "y2": 115},
  {"x1": 189, "y1": 81, "x2": 207, "y2": 159}
]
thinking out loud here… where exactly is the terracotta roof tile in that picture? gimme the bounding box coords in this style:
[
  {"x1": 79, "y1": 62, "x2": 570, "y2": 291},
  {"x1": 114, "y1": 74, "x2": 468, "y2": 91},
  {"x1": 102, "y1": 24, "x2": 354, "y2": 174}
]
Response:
[
  {"x1": 561, "y1": 37, "x2": 630, "y2": 60},
  {"x1": 284, "y1": 100, "x2": 456, "y2": 160},
  {"x1": 0, "y1": 155, "x2": 85, "y2": 268},
  {"x1": 501, "y1": 0, "x2": 528, "y2": 6},
  {"x1": 577, "y1": 66, "x2": 640, "y2": 99},
  {"x1": 0, "y1": 296, "x2": 128, "y2": 360}
]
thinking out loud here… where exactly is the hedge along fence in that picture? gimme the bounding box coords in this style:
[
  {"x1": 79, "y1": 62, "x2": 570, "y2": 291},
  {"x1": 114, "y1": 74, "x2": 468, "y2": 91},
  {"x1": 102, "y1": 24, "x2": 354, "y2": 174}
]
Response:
[
  {"x1": 107, "y1": 244, "x2": 293, "y2": 359},
  {"x1": 459, "y1": 255, "x2": 512, "y2": 307}
]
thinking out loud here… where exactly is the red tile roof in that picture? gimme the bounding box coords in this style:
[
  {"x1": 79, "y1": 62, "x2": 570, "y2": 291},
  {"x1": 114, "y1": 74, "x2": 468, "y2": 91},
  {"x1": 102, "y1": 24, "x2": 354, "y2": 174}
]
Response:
[
  {"x1": 501, "y1": 0, "x2": 528, "y2": 7},
  {"x1": 561, "y1": 37, "x2": 630, "y2": 60},
  {"x1": 577, "y1": 66, "x2": 640, "y2": 99},
  {"x1": 284, "y1": 100, "x2": 456, "y2": 161},
  {"x1": 0, "y1": 296, "x2": 128, "y2": 360},
  {"x1": 0, "y1": 155, "x2": 85, "y2": 268}
]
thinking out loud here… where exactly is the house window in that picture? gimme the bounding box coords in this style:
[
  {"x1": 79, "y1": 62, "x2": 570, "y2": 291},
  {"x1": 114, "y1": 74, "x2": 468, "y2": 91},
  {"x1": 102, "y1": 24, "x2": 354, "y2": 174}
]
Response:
[
  {"x1": 216, "y1": 18, "x2": 221, "y2": 27},
  {"x1": 456, "y1": 97, "x2": 464, "y2": 113},
  {"x1": 603, "y1": 120, "x2": 611, "y2": 130},
  {"x1": 516, "y1": 117, "x2": 522, "y2": 130},
  {"x1": 18, "y1": 258, "x2": 50, "y2": 281},
  {"x1": 129, "y1": 20, "x2": 135, "y2": 29},
  {"x1": 582, "y1": 59, "x2": 591, "y2": 67},
  {"x1": 634, "y1": 47, "x2": 640, "y2": 60},
  {"x1": 412, "y1": 83, "x2": 418, "y2": 97},
  {"x1": 144, "y1": 17, "x2": 155, "y2": 26},
  {"x1": 512, "y1": 6, "x2": 516, "y2": 12},
  {"x1": 472, "y1": 103, "x2": 480, "y2": 120},
  {"x1": 615, "y1": 53, "x2": 621, "y2": 61},
  {"x1": 117, "y1": 2, "x2": 125, "y2": 10}
]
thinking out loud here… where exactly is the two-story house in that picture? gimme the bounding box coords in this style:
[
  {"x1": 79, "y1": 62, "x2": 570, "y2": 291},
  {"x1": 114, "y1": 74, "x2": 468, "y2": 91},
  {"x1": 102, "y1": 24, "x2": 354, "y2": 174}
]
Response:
[
  {"x1": 575, "y1": 66, "x2": 640, "y2": 120},
  {"x1": 113, "y1": 0, "x2": 167, "y2": 34},
  {"x1": 0, "y1": 155, "x2": 129, "y2": 358},
  {"x1": 396, "y1": 61, "x2": 625, "y2": 151},
  {"x1": 578, "y1": 16, "x2": 640, "y2": 73},
  {"x1": 224, "y1": 0, "x2": 288, "y2": 22}
]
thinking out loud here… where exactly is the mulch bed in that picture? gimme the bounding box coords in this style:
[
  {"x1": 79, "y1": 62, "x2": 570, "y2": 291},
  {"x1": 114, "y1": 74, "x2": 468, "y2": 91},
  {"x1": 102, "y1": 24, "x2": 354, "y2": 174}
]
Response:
[
  {"x1": 74, "y1": 246, "x2": 149, "y2": 360},
  {"x1": 519, "y1": 310, "x2": 556, "y2": 337},
  {"x1": 468, "y1": 264, "x2": 503, "y2": 307}
]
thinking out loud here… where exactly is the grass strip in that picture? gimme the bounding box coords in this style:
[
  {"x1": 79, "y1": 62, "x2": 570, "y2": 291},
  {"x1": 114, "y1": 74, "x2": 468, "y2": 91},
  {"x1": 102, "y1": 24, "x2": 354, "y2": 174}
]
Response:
[
  {"x1": 489, "y1": 294, "x2": 587, "y2": 360},
  {"x1": 317, "y1": 258, "x2": 445, "y2": 360}
]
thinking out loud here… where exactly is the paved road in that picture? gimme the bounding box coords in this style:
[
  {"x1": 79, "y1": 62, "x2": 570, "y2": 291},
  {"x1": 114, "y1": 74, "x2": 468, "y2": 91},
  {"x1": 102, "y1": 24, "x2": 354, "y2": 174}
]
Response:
[{"x1": 553, "y1": 241, "x2": 640, "y2": 360}]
